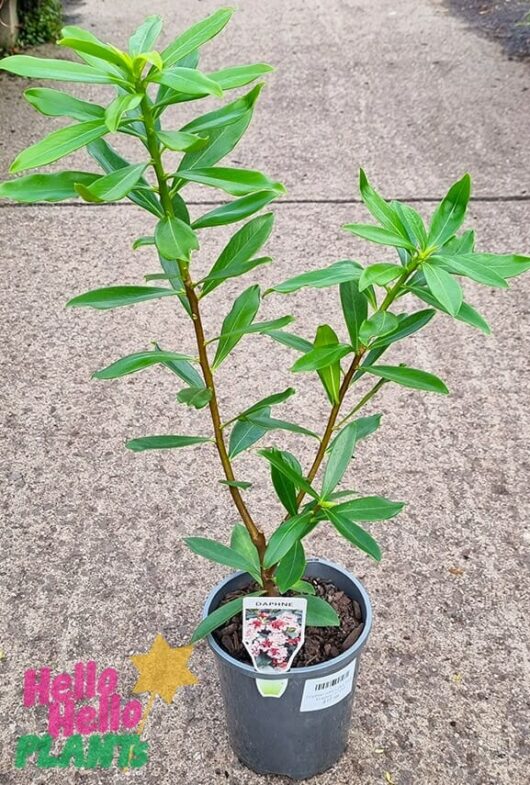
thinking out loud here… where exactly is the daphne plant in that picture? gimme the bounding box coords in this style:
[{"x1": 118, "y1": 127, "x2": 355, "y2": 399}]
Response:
[{"x1": 1, "y1": 10, "x2": 529, "y2": 643}]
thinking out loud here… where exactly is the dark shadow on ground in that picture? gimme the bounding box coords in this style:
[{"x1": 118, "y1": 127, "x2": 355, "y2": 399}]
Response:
[{"x1": 446, "y1": 0, "x2": 530, "y2": 59}]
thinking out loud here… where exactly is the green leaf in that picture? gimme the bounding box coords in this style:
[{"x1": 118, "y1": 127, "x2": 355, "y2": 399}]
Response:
[
  {"x1": 267, "y1": 331, "x2": 313, "y2": 353},
  {"x1": 192, "y1": 190, "x2": 278, "y2": 229},
  {"x1": 156, "y1": 253, "x2": 192, "y2": 317},
  {"x1": 291, "y1": 344, "x2": 352, "y2": 373},
  {"x1": 235, "y1": 388, "x2": 296, "y2": 420},
  {"x1": 305, "y1": 595, "x2": 340, "y2": 627},
  {"x1": 10, "y1": 120, "x2": 108, "y2": 174},
  {"x1": 209, "y1": 63, "x2": 274, "y2": 89},
  {"x1": 161, "y1": 8, "x2": 234, "y2": 67},
  {"x1": 324, "y1": 508, "x2": 381, "y2": 561},
  {"x1": 263, "y1": 511, "x2": 314, "y2": 568},
  {"x1": 313, "y1": 324, "x2": 342, "y2": 405},
  {"x1": 275, "y1": 542, "x2": 306, "y2": 593},
  {"x1": 371, "y1": 309, "x2": 436, "y2": 348},
  {"x1": 221, "y1": 480, "x2": 252, "y2": 490},
  {"x1": 58, "y1": 36, "x2": 132, "y2": 73},
  {"x1": 359, "y1": 312, "x2": 399, "y2": 345},
  {"x1": 358, "y1": 169, "x2": 408, "y2": 238},
  {"x1": 229, "y1": 409, "x2": 269, "y2": 459},
  {"x1": 155, "y1": 216, "x2": 199, "y2": 262},
  {"x1": 128, "y1": 16, "x2": 163, "y2": 55},
  {"x1": 431, "y1": 255, "x2": 508, "y2": 288},
  {"x1": 201, "y1": 256, "x2": 272, "y2": 288},
  {"x1": 406, "y1": 285, "x2": 491, "y2": 335},
  {"x1": 327, "y1": 414, "x2": 382, "y2": 452},
  {"x1": 333, "y1": 496, "x2": 405, "y2": 521},
  {"x1": 340, "y1": 276, "x2": 369, "y2": 352},
  {"x1": 134, "y1": 236, "x2": 155, "y2": 250},
  {"x1": 213, "y1": 285, "x2": 261, "y2": 368},
  {"x1": 157, "y1": 130, "x2": 208, "y2": 151},
  {"x1": 176, "y1": 166, "x2": 285, "y2": 197},
  {"x1": 230, "y1": 524, "x2": 261, "y2": 583},
  {"x1": 0, "y1": 55, "x2": 114, "y2": 83},
  {"x1": 202, "y1": 213, "x2": 273, "y2": 296},
  {"x1": 428, "y1": 173, "x2": 471, "y2": 247},
  {"x1": 442, "y1": 229, "x2": 475, "y2": 255},
  {"x1": 87, "y1": 138, "x2": 163, "y2": 217},
  {"x1": 179, "y1": 84, "x2": 260, "y2": 132},
  {"x1": 24, "y1": 87, "x2": 105, "y2": 121},
  {"x1": 152, "y1": 67, "x2": 223, "y2": 98},
  {"x1": 291, "y1": 579, "x2": 315, "y2": 595},
  {"x1": 270, "y1": 450, "x2": 302, "y2": 516},
  {"x1": 191, "y1": 594, "x2": 265, "y2": 643},
  {"x1": 268, "y1": 260, "x2": 362, "y2": 294},
  {"x1": 363, "y1": 364, "x2": 449, "y2": 394},
  {"x1": 126, "y1": 435, "x2": 210, "y2": 452},
  {"x1": 259, "y1": 448, "x2": 319, "y2": 500},
  {"x1": 104, "y1": 93, "x2": 143, "y2": 132},
  {"x1": 343, "y1": 223, "x2": 415, "y2": 250},
  {"x1": 321, "y1": 421, "x2": 358, "y2": 498},
  {"x1": 246, "y1": 413, "x2": 318, "y2": 439},
  {"x1": 67, "y1": 285, "x2": 180, "y2": 310},
  {"x1": 176, "y1": 387, "x2": 212, "y2": 409},
  {"x1": 212, "y1": 315, "x2": 293, "y2": 343},
  {"x1": 75, "y1": 163, "x2": 147, "y2": 203},
  {"x1": 358, "y1": 263, "x2": 402, "y2": 292},
  {"x1": 94, "y1": 350, "x2": 194, "y2": 379},
  {"x1": 185, "y1": 536, "x2": 255, "y2": 575},
  {"x1": 394, "y1": 201, "x2": 428, "y2": 249},
  {"x1": 423, "y1": 263, "x2": 462, "y2": 316},
  {"x1": 466, "y1": 253, "x2": 530, "y2": 279},
  {"x1": 0, "y1": 171, "x2": 98, "y2": 203}
]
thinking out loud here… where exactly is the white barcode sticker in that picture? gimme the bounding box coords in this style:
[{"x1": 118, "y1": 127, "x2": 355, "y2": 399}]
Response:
[{"x1": 299, "y1": 660, "x2": 356, "y2": 712}]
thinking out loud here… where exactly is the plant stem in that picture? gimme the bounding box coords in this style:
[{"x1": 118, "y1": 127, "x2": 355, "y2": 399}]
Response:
[
  {"x1": 334, "y1": 378, "x2": 386, "y2": 432},
  {"x1": 140, "y1": 95, "x2": 276, "y2": 595}
]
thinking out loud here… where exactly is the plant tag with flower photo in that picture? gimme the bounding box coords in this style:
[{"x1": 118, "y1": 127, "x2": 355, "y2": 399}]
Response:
[{"x1": 242, "y1": 597, "x2": 307, "y2": 698}]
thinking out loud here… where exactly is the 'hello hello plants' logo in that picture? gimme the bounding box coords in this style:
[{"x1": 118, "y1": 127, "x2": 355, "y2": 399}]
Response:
[{"x1": 15, "y1": 635, "x2": 197, "y2": 770}]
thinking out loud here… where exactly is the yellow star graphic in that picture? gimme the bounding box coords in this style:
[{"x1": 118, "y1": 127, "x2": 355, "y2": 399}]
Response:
[{"x1": 130, "y1": 634, "x2": 198, "y2": 705}]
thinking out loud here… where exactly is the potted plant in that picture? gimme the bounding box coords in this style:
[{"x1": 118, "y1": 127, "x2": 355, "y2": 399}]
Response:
[{"x1": 1, "y1": 8, "x2": 529, "y2": 779}]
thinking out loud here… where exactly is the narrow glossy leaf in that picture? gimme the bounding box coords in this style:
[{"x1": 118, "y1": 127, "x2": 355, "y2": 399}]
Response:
[
  {"x1": 432, "y1": 255, "x2": 508, "y2": 288},
  {"x1": 87, "y1": 138, "x2": 163, "y2": 217},
  {"x1": 185, "y1": 537, "x2": 253, "y2": 573},
  {"x1": 229, "y1": 408, "x2": 269, "y2": 459},
  {"x1": 10, "y1": 120, "x2": 107, "y2": 174},
  {"x1": 291, "y1": 580, "x2": 316, "y2": 595},
  {"x1": 406, "y1": 285, "x2": 491, "y2": 334},
  {"x1": 157, "y1": 253, "x2": 192, "y2": 316},
  {"x1": 127, "y1": 435, "x2": 210, "y2": 452},
  {"x1": 201, "y1": 257, "x2": 272, "y2": 288},
  {"x1": 466, "y1": 253, "x2": 530, "y2": 279},
  {"x1": 24, "y1": 87, "x2": 104, "y2": 121},
  {"x1": 193, "y1": 190, "x2": 278, "y2": 229},
  {"x1": 334, "y1": 496, "x2": 405, "y2": 521},
  {"x1": 94, "y1": 350, "x2": 194, "y2": 380},
  {"x1": 271, "y1": 450, "x2": 302, "y2": 516},
  {"x1": 58, "y1": 37, "x2": 131, "y2": 72},
  {"x1": 157, "y1": 129, "x2": 208, "y2": 151},
  {"x1": 154, "y1": 342, "x2": 204, "y2": 387},
  {"x1": 213, "y1": 285, "x2": 261, "y2": 368},
  {"x1": 423, "y1": 263, "x2": 462, "y2": 316},
  {"x1": 180, "y1": 84, "x2": 261, "y2": 133},
  {"x1": 340, "y1": 276, "x2": 368, "y2": 352},
  {"x1": 359, "y1": 169, "x2": 408, "y2": 238},
  {"x1": 134, "y1": 51, "x2": 164, "y2": 72},
  {"x1": 134, "y1": 236, "x2": 155, "y2": 250},
  {"x1": 259, "y1": 448, "x2": 319, "y2": 500},
  {"x1": 358, "y1": 263, "x2": 402, "y2": 292},
  {"x1": 128, "y1": 16, "x2": 163, "y2": 55},
  {"x1": 275, "y1": 542, "x2": 306, "y2": 594},
  {"x1": 161, "y1": 8, "x2": 233, "y2": 67},
  {"x1": 210, "y1": 63, "x2": 273, "y2": 89},
  {"x1": 324, "y1": 508, "x2": 381, "y2": 561},
  {"x1": 246, "y1": 413, "x2": 318, "y2": 439},
  {"x1": 305, "y1": 595, "x2": 340, "y2": 627},
  {"x1": 343, "y1": 223, "x2": 415, "y2": 250},
  {"x1": 428, "y1": 173, "x2": 471, "y2": 247},
  {"x1": 230, "y1": 524, "x2": 261, "y2": 584},
  {"x1": 104, "y1": 93, "x2": 142, "y2": 132},
  {"x1": 212, "y1": 315, "x2": 293, "y2": 343},
  {"x1": 327, "y1": 414, "x2": 382, "y2": 452},
  {"x1": 176, "y1": 387, "x2": 212, "y2": 409},
  {"x1": 313, "y1": 324, "x2": 342, "y2": 405},
  {"x1": 153, "y1": 67, "x2": 223, "y2": 98},
  {"x1": 235, "y1": 388, "x2": 296, "y2": 420},
  {"x1": 0, "y1": 55, "x2": 114, "y2": 83},
  {"x1": 0, "y1": 171, "x2": 98, "y2": 203},
  {"x1": 177, "y1": 167, "x2": 285, "y2": 197},
  {"x1": 442, "y1": 229, "x2": 475, "y2": 255},
  {"x1": 155, "y1": 216, "x2": 199, "y2": 262},
  {"x1": 363, "y1": 364, "x2": 449, "y2": 394},
  {"x1": 269, "y1": 260, "x2": 362, "y2": 295},
  {"x1": 177, "y1": 109, "x2": 252, "y2": 172},
  {"x1": 202, "y1": 213, "x2": 273, "y2": 296},
  {"x1": 263, "y1": 511, "x2": 314, "y2": 568},
  {"x1": 267, "y1": 331, "x2": 313, "y2": 353},
  {"x1": 359, "y1": 312, "x2": 399, "y2": 345},
  {"x1": 394, "y1": 201, "x2": 428, "y2": 249},
  {"x1": 291, "y1": 344, "x2": 352, "y2": 373},
  {"x1": 371, "y1": 309, "x2": 436, "y2": 348},
  {"x1": 67, "y1": 285, "x2": 179, "y2": 310},
  {"x1": 221, "y1": 480, "x2": 252, "y2": 490},
  {"x1": 191, "y1": 594, "x2": 264, "y2": 643},
  {"x1": 322, "y1": 422, "x2": 358, "y2": 498},
  {"x1": 75, "y1": 163, "x2": 147, "y2": 203}
]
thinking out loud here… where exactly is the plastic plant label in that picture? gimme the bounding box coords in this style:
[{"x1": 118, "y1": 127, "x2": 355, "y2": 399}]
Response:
[
  {"x1": 242, "y1": 597, "x2": 307, "y2": 698},
  {"x1": 299, "y1": 659, "x2": 357, "y2": 712}
]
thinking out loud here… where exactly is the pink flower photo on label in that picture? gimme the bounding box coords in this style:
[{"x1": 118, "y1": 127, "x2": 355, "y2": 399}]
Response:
[{"x1": 242, "y1": 599, "x2": 307, "y2": 674}]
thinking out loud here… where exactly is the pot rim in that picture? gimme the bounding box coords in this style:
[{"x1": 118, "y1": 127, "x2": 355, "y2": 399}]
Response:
[{"x1": 203, "y1": 557, "x2": 373, "y2": 680}]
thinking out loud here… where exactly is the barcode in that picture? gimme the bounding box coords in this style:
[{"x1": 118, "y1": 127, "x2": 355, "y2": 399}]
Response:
[{"x1": 314, "y1": 671, "x2": 350, "y2": 691}]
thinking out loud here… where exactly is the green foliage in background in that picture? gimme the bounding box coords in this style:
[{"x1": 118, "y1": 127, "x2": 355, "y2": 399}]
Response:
[{"x1": 17, "y1": 0, "x2": 63, "y2": 48}]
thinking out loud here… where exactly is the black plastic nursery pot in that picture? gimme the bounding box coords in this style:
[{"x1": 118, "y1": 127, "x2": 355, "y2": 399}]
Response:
[{"x1": 203, "y1": 557, "x2": 373, "y2": 779}]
